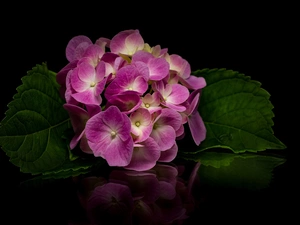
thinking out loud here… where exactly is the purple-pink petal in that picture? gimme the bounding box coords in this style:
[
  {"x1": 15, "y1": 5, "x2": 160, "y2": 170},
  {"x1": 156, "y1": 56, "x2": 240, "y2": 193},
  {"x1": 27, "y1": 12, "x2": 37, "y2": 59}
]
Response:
[
  {"x1": 71, "y1": 68, "x2": 89, "y2": 92},
  {"x1": 124, "y1": 31, "x2": 145, "y2": 55},
  {"x1": 56, "y1": 60, "x2": 78, "y2": 86},
  {"x1": 132, "y1": 61, "x2": 150, "y2": 81},
  {"x1": 104, "y1": 137, "x2": 134, "y2": 166},
  {"x1": 163, "y1": 102, "x2": 186, "y2": 112},
  {"x1": 156, "y1": 108, "x2": 183, "y2": 132},
  {"x1": 73, "y1": 42, "x2": 92, "y2": 62},
  {"x1": 66, "y1": 35, "x2": 93, "y2": 62},
  {"x1": 124, "y1": 137, "x2": 161, "y2": 171},
  {"x1": 166, "y1": 84, "x2": 189, "y2": 105},
  {"x1": 130, "y1": 108, "x2": 152, "y2": 143},
  {"x1": 95, "y1": 37, "x2": 111, "y2": 49},
  {"x1": 169, "y1": 54, "x2": 191, "y2": 79},
  {"x1": 106, "y1": 92, "x2": 142, "y2": 114},
  {"x1": 110, "y1": 29, "x2": 144, "y2": 55},
  {"x1": 63, "y1": 103, "x2": 90, "y2": 149},
  {"x1": 188, "y1": 110, "x2": 206, "y2": 146},
  {"x1": 148, "y1": 58, "x2": 170, "y2": 81},
  {"x1": 158, "y1": 143, "x2": 178, "y2": 162},
  {"x1": 132, "y1": 50, "x2": 153, "y2": 63},
  {"x1": 81, "y1": 44, "x2": 105, "y2": 65},
  {"x1": 95, "y1": 78, "x2": 107, "y2": 96},
  {"x1": 101, "y1": 106, "x2": 131, "y2": 136},
  {"x1": 64, "y1": 70, "x2": 78, "y2": 105},
  {"x1": 72, "y1": 89, "x2": 102, "y2": 105},
  {"x1": 77, "y1": 63, "x2": 96, "y2": 83},
  {"x1": 85, "y1": 106, "x2": 133, "y2": 166},
  {"x1": 63, "y1": 103, "x2": 89, "y2": 132},
  {"x1": 180, "y1": 75, "x2": 206, "y2": 90},
  {"x1": 79, "y1": 134, "x2": 93, "y2": 154},
  {"x1": 105, "y1": 65, "x2": 148, "y2": 99},
  {"x1": 150, "y1": 124, "x2": 176, "y2": 151}
]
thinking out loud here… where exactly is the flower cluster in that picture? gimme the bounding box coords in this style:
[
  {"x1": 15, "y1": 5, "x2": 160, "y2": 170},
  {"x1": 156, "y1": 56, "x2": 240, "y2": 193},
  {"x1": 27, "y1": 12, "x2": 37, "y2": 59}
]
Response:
[{"x1": 57, "y1": 29, "x2": 206, "y2": 171}]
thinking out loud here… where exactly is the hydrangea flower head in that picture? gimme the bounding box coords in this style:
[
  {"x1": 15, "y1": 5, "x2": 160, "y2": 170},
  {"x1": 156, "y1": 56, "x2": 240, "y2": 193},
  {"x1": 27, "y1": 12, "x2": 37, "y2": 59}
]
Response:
[{"x1": 58, "y1": 29, "x2": 207, "y2": 171}]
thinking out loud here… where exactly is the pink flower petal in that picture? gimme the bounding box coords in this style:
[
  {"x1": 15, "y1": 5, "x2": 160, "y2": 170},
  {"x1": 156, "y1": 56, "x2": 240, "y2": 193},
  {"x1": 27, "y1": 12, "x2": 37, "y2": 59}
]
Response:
[
  {"x1": 66, "y1": 35, "x2": 92, "y2": 62},
  {"x1": 158, "y1": 143, "x2": 178, "y2": 162},
  {"x1": 85, "y1": 106, "x2": 134, "y2": 166},
  {"x1": 65, "y1": 70, "x2": 78, "y2": 105},
  {"x1": 188, "y1": 110, "x2": 206, "y2": 145},
  {"x1": 124, "y1": 31, "x2": 145, "y2": 55},
  {"x1": 132, "y1": 50, "x2": 152, "y2": 63},
  {"x1": 79, "y1": 44, "x2": 105, "y2": 67},
  {"x1": 104, "y1": 65, "x2": 147, "y2": 99},
  {"x1": 104, "y1": 137, "x2": 134, "y2": 166},
  {"x1": 169, "y1": 54, "x2": 190, "y2": 79},
  {"x1": 110, "y1": 29, "x2": 144, "y2": 56},
  {"x1": 79, "y1": 135, "x2": 93, "y2": 154},
  {"x1": 95, "y1": 37, "x2": 111, "y2": 49},
  {"x1": 167, "y1": 84, "x2": 189, "y2": 105},
  {"x1": 163, "y1": 102, "x2": 186, "y2": 112},
  {"x1": 106, "y1": 92, "x2": 142, "y2": 114},
  {"x1": 77, "y1": 63, "x2": 96, "y2": 83},
  {"x1": 125, "y1": 137, "x2": 161, "y2": 171},
  {"x1": 56, "y1": 60, "x2": 78, "y2": 86},
  {"x1": 180, "y1": 75, "x2": 206, "y2": 90},
  {"x1": 150, "y1": 124, "x2": 176, "y2": 151},
  {"x1": 130, "y1": 108, "x2": 152, "y2": 142},
  {"x1": 63, "y1": 103, "x2": 89, "y2": 132},
  {"x1": 132, "y1": 61, "x2": 150, "y2": 81},
  {"x1": 72, "y1": 88, "x2": 102, "y2": 105},
  {"x1": 73, "y1": 42, "x2": 92, "y2": 61},
  {"x1": 157, "y1": 108, "x2": 183, "y2": 131},
  {"x1": 148, "y1": 58, "x2": 170, "y2": 81},
  {"x1": 71, "y1": 68, "x2": 89, "y2": 92}
]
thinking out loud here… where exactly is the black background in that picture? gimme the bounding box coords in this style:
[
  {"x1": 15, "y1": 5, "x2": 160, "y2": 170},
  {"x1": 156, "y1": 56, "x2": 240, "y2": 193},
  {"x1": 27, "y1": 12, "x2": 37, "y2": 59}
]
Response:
[{"x1": 0, "y1": 2, "x2": 297, "y2": 224}]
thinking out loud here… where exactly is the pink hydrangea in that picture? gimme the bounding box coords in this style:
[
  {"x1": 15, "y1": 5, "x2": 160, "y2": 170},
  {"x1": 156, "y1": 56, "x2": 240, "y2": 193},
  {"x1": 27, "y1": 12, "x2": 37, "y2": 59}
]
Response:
[{"x1": 58, "y1": 29, "x2": 207, "y2": 171}]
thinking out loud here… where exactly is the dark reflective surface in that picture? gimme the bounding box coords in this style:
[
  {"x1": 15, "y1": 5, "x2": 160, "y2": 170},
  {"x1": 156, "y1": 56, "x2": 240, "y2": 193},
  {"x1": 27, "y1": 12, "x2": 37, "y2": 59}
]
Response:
[{"x1": 0, "y1": 151, "x2": 295, "y2": 224}]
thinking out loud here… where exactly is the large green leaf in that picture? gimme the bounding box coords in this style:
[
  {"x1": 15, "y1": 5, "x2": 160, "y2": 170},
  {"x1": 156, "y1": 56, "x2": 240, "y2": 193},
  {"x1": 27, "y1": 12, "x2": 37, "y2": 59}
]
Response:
[
  {"x1": 0, "y1": 64, "x2": 73, "y2": 174},
  {"x1": 193, "y1": 68, "x2": 286, "y2": 153}
]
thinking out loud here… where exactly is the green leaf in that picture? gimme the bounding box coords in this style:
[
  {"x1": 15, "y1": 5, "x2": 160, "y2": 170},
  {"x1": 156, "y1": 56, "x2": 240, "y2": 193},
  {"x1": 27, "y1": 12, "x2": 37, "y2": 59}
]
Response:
[
  {"x1": 193, "y1": 68, "x2": 286, "y2": 153},
  {"x1": 0, "y1": 63, "x2": 72, "y2": 174},
  {"x1": 187, "y1": 151, "x2": 286, "y2": 190}
]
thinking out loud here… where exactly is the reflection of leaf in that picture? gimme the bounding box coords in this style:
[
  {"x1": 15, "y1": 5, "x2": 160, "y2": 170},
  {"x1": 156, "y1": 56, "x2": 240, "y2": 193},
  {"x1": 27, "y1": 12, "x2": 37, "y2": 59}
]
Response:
[
  {"x1": 20, "y1": 158, "x2": 106, "y2": 189},
  {"x1": 41, "y1": 156, "x2": 105, "y2": 178},
  {"x1": 190, "y1": 151, "x2": 286, "y2": 190},
  {"x1": 193, "y1": 68, "x2": 286, "y2": 153},
  {"x1": 182, "y1": 151, "x2": 237, "y2": 168}
]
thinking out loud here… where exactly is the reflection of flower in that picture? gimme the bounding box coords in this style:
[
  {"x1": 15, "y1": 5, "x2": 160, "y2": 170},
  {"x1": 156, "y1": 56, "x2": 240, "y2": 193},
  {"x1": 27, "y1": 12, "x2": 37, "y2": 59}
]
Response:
[
  {"x1": 57, "y1": 29, "x2": 207, "y2": 170},
  {"x1": 73, "y1": 162, "x2": 200, "y2": 225}
]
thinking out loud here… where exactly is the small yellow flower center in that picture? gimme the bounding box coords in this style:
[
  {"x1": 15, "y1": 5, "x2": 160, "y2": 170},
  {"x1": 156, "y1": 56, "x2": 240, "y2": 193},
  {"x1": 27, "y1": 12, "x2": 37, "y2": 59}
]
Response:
[
  {"x1": 111, "y1": 131, "x2": 117, "y2": 138},
  {"x1": 135, "y1": 121, "x2": 141, "y2": 127},
  {"x1": 145, "y1": 103, "x2": 150, "y2": 108},
  {"x1": 90, "y1": 82, "x2": 96, "y2": 87},
  {"x1": 128, "y1": 87, "x2": 133, "y2": 90}
]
